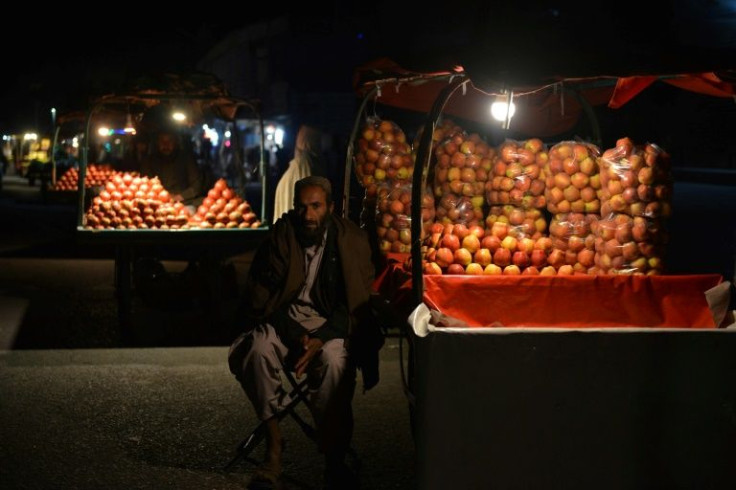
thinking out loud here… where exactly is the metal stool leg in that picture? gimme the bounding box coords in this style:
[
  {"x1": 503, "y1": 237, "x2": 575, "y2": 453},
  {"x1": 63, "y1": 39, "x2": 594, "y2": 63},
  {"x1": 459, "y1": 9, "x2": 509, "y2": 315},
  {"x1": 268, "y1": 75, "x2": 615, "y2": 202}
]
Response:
[
  {"x1": 224, "y1": 375, "x2": 311, "y2": 471},
  {"x1": 226, "y1": 370, "x2": 362, "y2": 474}
]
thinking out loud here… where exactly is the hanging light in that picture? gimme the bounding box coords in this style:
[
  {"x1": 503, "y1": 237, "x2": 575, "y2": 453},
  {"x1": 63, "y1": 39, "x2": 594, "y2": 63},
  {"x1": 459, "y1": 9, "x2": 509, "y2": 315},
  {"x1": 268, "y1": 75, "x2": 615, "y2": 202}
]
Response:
[
  {"x1": 123, "y1": 113, "x2": 136, "y2": 134},
  {"x1": 490, "y1": 90, "x2": 516, "y2": 125}
]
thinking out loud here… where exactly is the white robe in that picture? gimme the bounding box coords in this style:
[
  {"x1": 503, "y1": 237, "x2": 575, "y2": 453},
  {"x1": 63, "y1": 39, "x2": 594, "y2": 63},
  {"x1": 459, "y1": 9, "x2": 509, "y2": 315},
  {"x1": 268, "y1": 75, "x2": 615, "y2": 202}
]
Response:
[
  {"x1": 273, "y1": 155, "x2": 313, "y2": 222},
  {"x1": 272, "y1": 125, "x2": 326, "y2": 222}
]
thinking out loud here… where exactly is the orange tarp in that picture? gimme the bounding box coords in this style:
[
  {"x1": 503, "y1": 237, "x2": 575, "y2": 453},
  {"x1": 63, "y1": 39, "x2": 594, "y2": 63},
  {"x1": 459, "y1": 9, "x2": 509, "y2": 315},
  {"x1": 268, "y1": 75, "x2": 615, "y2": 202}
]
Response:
[
  {"x1": 609, "y1": 73, "x2": 736, "y2": 109},
  {"x1": 373, "y1": 257, "x2": 722, "y2": 329}
]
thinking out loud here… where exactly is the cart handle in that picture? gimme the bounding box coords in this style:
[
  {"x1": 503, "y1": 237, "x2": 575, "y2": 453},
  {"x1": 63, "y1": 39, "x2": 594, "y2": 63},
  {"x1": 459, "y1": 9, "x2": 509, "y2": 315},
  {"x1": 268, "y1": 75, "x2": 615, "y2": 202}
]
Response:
[{"x1": 410, "y1": 76, "x2": 469, "y2": 307}]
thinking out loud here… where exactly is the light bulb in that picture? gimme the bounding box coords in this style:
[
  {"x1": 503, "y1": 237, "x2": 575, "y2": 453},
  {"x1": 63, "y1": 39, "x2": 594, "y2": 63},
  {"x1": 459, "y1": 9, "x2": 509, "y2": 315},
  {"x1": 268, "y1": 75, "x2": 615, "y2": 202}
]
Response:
[
  {"x1": 123, "y1": 114, "x2": 136, "y2": 134},
  {"x1": 490, "y1": 97, "x2": 516, "y2": 122}
]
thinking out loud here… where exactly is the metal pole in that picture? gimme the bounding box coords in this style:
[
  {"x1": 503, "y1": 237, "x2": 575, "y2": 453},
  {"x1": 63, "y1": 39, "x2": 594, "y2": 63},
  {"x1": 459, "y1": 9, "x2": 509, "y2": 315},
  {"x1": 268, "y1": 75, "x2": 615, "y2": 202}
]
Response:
[{"x1": 410, "y1": 76, "x2": 468, "y2": 307}]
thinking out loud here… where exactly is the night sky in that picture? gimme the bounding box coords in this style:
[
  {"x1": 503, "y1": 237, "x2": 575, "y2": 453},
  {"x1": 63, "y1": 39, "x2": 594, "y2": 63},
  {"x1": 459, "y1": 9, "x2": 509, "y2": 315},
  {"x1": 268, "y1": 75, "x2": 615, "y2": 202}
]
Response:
[{"x1": 2, "y1": 1, "x2": 735, "y2": 135}]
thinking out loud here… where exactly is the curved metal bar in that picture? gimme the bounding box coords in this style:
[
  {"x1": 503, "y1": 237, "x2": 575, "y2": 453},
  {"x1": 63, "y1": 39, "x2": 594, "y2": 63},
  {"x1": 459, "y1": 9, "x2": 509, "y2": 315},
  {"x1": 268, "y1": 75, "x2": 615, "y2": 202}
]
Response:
[
  {"x1": 51, "y1": 125, "x2": 61, "y2": 185},
  {"x1": 567, "y1": 87, "x2": 602, "y2": 148},
  {"x1": 410, "y1": 76, "x2": 468, "y2": 306},
  {"x1": 342, "y1": 86, "x2": 379, "y2": 219},
  {"x1": 257, "y1": 106, "x2": 267, "y2": 224},
  {"x1": 78, "y1": 103, "x2": 100, "y2": 229}
]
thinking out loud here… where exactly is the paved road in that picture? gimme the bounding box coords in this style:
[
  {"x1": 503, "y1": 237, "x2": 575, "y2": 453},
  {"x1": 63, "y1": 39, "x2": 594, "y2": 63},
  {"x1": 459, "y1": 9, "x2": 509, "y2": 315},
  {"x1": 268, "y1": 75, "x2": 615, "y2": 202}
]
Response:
[{"x1": 0, "y1": 341, "x2": 416, "y2": 490}]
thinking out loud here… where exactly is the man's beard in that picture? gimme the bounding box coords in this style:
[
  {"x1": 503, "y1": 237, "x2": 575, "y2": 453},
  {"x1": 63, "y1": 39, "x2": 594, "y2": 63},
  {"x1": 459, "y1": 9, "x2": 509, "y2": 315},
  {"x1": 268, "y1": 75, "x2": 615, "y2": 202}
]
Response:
[{"x1": 296, "y1": 219, "x2": 327, "y2": 247}]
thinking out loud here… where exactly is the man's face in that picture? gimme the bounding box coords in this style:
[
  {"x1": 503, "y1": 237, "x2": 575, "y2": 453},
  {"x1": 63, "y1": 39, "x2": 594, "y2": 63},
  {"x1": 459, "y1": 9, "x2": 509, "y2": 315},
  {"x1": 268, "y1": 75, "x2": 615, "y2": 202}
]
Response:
[
  {"x1": 157, "y1": 134, "x2": 176, "y2": 157},
  {"x1": 295, "y1": 185, "x2": 333, "y2": 245}
]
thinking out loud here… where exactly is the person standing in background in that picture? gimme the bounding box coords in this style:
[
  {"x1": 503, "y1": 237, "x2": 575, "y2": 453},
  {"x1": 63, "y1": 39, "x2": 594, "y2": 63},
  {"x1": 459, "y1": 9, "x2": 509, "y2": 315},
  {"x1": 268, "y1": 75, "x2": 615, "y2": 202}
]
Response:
[
  {"x1": 272, "y1": 125, "x2": 326, "y2": 223},
  {"x1": 140, "y1": 130, "x2": 204, "y2": 209},
  {"x1": 120, "y1": 133, "x2": 149, "y2": 173}
]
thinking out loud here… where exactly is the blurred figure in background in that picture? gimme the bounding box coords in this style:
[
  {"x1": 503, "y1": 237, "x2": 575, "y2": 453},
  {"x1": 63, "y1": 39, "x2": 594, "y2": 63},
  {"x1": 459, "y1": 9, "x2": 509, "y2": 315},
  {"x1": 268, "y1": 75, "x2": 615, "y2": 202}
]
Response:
[
  {"x1": 120, "y1": 133, "x2": 149, "y2": 173},
  {"x1": 141, "y1": 130, "x2": 204, "y2": 208},
  {"x1": 273, "y1": 125, "x2": 326, "y2": 222}
]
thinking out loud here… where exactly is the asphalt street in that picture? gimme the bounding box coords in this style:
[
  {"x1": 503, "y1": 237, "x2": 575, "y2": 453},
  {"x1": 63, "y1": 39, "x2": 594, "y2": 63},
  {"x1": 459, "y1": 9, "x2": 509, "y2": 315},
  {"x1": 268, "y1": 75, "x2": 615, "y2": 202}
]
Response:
[{"x1": 0, "y1": 342, "x2": 416, "y2": 490}]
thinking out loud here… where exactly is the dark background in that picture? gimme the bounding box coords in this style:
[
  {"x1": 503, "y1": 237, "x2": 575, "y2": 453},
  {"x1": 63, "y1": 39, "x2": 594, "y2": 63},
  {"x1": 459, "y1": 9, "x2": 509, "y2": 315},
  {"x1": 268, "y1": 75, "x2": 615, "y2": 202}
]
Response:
[{"x1": 3, "y1": 1, "x2": 736, "y2": 134}]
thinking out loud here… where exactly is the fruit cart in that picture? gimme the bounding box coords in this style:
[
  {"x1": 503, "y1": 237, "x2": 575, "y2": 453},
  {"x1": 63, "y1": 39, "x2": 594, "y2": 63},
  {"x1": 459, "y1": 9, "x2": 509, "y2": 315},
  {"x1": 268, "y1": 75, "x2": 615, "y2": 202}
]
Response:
[
  {"x1": 349, "y1": 58, "x2": 736, "y2": 489},
  {"x1": 75, "y1": 74, "x2": 270, "y2": 341}
]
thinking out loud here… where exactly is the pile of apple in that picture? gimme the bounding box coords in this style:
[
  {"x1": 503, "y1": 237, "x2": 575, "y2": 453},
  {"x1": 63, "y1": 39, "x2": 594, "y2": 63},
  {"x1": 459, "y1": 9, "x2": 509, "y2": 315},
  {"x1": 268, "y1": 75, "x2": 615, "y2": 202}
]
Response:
[
  {"x1": 432, "y1": 132, "x2": 493, "y2": 227},
  {"x1": 421, "y1": 221, "x2": 565, "y2": 276},
  {"x1": 544, "y1": 141, "x2": 602, "y2": 214},
  {"x1": 375, "y1": 183, "x2": 435, "y2": 255},
  {"x1": 190, "y1": 178, "x2": 260, "y2": 229},
  {"x1": 592, "y1": 213, "x2": 667, "y2": 275},
  {"x1": 353, "y1": 118, "x2": 413, "y2": 198},
  {"x1": 486, "y1": 138, "x2": 547, "y2": 209},
  {"x1": 547, "y1": 212, "x2": 598, "y2": 274},
  {"x1": 484, "y1": 205, "x2": 547, "y2": 240},
  {"x1": 53, "y1": 164, "x2": 118, "y2": 190},
  {"x1": 599, "y1": 137, "x2": 673, "y2": 218},
  {"x1": 83, "y1": 174, "x2": 190, "y2": 229}
]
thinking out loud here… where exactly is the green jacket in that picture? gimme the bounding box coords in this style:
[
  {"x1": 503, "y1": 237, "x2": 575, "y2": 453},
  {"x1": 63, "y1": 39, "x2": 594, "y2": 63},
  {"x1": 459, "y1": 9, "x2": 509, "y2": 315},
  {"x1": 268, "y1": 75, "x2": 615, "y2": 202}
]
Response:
[{"x1": 241, "y1": 211, "x2": 383, "y2": 389}]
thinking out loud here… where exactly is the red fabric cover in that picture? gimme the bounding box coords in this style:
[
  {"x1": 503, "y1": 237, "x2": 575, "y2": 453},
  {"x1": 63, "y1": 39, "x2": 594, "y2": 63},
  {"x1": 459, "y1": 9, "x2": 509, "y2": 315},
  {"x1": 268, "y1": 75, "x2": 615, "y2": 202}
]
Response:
[
  {"x1": 373, "y1": 257, "x2": 722, "y2": 328},
  {"x1": 355, "y1": 59, "x2": 735, "y2": 130},
  {"x1": 353, "y1": 58, "x2": 616, "y2": 137},
  {"x1": 609, "y1": 73, "x2": 736, "y2": 109},
  {"x1": 422, "y1": 274, "x2": 722, "y2": 328}
]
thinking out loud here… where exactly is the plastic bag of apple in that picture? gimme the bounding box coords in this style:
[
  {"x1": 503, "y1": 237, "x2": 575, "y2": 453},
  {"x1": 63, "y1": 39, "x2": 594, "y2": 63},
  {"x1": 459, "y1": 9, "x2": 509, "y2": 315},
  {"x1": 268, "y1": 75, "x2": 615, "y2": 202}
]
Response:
[
  {"x1": 375, "y1": 182, "x2": 435, "y2": 256},
  {"x1": 599, "y1": 137, "x2": 673, "y2": 218},
  {"x1": 592, "y1": 213, "x2": 668, "y2": 274},
  {"x1": 484, "y1": 205, "x2": 547, "y2": 240},
  {"x1": 432, "y1": 132, "x2": 492, "y2": 227},
  {"x1": 486, "y1": 138, "x2": 547, "y2": 209},
  {"x1": 544, "y1": 141, "x2": 602, "y2": 214},
  {"x1": 421, "y1": 221, "x2": 561, "y2": 276},
  {"x1": 411, "y1": 117, "x2": 464, "y2": 159},
  {"x1": 353, "y1": 117, "x2": 413, "y2": 199},
  {"x1": 547, "y1": 212, "x2": 598, "y2": 273}
]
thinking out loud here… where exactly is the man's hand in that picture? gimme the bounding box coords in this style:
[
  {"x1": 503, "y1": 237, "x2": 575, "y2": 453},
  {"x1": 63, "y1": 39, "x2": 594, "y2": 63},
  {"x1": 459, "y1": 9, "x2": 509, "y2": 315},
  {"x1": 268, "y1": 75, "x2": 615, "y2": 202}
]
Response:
[
  {"x1": 171, "y1": 193, "x2": 184, "y2": 202},
  {"x1": 294, "y1": 335, "x2": 324, "y2": 378}
]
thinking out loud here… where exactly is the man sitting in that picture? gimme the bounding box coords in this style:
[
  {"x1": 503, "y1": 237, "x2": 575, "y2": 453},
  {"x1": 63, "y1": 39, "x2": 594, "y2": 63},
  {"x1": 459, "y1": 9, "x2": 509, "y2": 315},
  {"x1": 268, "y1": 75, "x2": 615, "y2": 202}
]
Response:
[{"x1": 228, "y1": 176, "x2": 383, "y2": 489}]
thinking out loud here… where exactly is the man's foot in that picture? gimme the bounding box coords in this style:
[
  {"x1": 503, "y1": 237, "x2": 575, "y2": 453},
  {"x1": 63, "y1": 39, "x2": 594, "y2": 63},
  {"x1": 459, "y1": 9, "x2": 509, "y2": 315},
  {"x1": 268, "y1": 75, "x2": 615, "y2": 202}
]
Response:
[{"x1": 248, "y1": 418, "x2": 283, "y2": 489}]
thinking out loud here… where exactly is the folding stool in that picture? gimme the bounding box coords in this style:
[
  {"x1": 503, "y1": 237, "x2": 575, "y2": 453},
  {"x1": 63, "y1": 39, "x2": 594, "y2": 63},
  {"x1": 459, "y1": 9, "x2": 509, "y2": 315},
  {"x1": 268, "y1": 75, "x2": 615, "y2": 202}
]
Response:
[{"x1": 224, "y1": 369, "x2": 359, "y2": 472}]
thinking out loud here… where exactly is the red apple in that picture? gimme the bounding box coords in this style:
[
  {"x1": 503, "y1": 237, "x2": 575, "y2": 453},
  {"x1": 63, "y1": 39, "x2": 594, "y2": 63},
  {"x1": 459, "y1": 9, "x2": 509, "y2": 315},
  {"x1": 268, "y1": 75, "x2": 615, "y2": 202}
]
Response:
[
  {"x1": 435, "y1": 248, "x2": 454, "y2": 268},
  {"x1": 446, "y1": 263, "x2": 466, "y2": 275},
  {"x1": 474, "y1": 248, "x2": 492, "y2": 267},
  {"x1": 461, "y1": 234, "x2": 481, "y2": 254},
  {"x1": 540, "y1": 266, "x2": 557, "y2": 276},
  {"x1": 483, "y1": 263, "x2": 503, "y2": 275},
  {"x1": 493, "y1": 248, "x2": 511, "y2": 267},
  {"x1": 424, "y1": 262, "x2": 443, "y2": 276},
  {"x1": 512, "y1": 251, "x2": 530, "y2": 268},
  {"x1": 503, "y1": 265, "x2": 521, "y2": 275},
  {"x1": 465, "y1": 263, "x2": 484, "y2": 275},
  {"x1": 530, "y1": 249, "x2": 547, "y2": 267},
  {"x1": 441, "y1": 234, "x2": 461, "y2": 251},
  {"x1": 454, "y1": 248, "x2": 473, "y2": 266}
]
